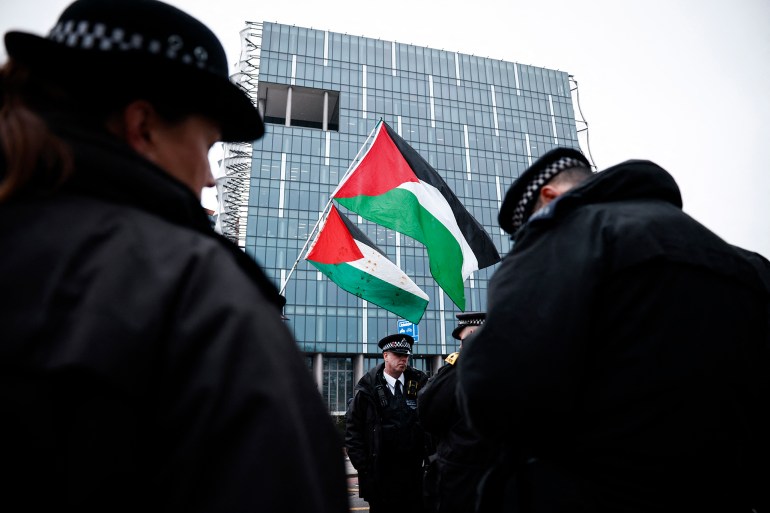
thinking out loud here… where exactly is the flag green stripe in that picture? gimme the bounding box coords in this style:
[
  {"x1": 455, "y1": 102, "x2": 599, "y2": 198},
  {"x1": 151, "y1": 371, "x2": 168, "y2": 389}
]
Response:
[
  {"x1": 336, "y1": 188, "x2": 467, "y2": 310},
  {"x1": 398, "y1": 181, "x2": 480, "y2": 278},
  {"x1": 310, "y1": 261, "x2": 429, "y2": 323}
]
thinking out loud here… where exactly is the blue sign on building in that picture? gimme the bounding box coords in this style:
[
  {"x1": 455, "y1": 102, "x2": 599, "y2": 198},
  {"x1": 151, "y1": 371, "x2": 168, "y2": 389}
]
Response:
[{"x1": 397, "y1": 320, "x2": 419, "y2": 341}]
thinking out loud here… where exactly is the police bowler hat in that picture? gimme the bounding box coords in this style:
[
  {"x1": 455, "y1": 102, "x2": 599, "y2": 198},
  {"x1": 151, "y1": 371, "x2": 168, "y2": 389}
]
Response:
[
  {"x1": 499, "y1": 147, "x2": 590, "y2": 235},
  {"x1": 451, "y1": 311, "x2": 485, "y2": 340},
  {"x1": 378, "y1": 334, "x2": 414, "y2": 355},
  {"x1": 4, "y1": 0, "x2": 264, "y2": 142}
]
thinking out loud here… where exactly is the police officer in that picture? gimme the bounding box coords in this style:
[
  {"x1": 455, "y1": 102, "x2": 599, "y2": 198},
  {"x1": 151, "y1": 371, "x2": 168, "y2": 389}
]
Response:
[
  {"x1": 345, "y1": 334, "x2": 430, "y2": 513},
  {"x1": 458, "y1": 147, "x2": 770, "y2": 512},
  {"x1": 418, "y1": 312, "x2": 497, "y2": 513}
]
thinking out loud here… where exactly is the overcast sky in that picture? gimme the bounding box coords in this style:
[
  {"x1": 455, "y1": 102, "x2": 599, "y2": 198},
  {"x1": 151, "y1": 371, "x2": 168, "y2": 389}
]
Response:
[{"x1": 3, "y1": 0, "x2": 769, "y2": 259}]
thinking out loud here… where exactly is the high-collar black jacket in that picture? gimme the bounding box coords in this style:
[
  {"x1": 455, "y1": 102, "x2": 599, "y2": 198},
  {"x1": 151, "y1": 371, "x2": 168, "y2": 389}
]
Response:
[
  {"x1": 458, "y1": 160, "x2": 770, "y2": 513},
  {"x1": 0, "y1": 125, "x2": 348, "y2": 513}
]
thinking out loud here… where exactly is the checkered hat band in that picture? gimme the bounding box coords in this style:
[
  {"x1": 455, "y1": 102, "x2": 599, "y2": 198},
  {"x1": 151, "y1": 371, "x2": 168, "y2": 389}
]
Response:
[
  {"x1": 511, "y1": 157, "x2": 583, "y2": 232},
  {"x1": 47, "y1": 20, "x2": 210, "y2": 69},
  {"x1": 382, "y1": 339, "x2": 411, "y2": 351}
]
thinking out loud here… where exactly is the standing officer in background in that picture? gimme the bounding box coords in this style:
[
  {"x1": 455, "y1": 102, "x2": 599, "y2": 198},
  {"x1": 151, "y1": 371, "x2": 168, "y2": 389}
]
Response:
[
  {"x1": 346, "y1": 334, "x2": 431, "y2": 513},
  {"x1": 457, "y1": 147, "x2": 770, "y2": 512},
  {"x1": 418, "y1": 312, "x2": 497, "y2": 513},
  {"x1": 0, "y1": 1, "x2": 348, "y2": 512}
]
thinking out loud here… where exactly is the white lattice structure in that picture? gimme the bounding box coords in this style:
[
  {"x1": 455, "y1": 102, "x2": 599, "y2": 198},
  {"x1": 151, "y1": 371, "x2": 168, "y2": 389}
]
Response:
[
  {"x1": 216, "y1": 22, "x2": 263, "y2": 248},
  {"x1": 569, "y1": 74, "x2": 596, "y2": 171}
]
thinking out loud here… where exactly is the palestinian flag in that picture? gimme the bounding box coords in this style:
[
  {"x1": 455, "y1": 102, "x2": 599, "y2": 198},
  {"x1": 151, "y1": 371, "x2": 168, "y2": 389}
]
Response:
[
  {"x1": 306, "y1": 205, "x2": 429, "y2": 324},
  {"x1": 332, "y1": 120, "x2": 501, "y2": 311}
]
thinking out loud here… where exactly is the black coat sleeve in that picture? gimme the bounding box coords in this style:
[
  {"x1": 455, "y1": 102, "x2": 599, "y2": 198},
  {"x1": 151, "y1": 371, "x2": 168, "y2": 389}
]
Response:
[{"x1": 344, "y1": 388, "x2": 372, "y2": 475}]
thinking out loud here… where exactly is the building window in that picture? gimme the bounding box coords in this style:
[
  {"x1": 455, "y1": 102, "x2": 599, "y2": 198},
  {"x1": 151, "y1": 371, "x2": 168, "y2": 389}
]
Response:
[
  {"x1": 324, "y1": 356, "x2": 353, "y2": 415},
  {"x1": 259, "y1": 82, "x2": 340, "y2": 131}
]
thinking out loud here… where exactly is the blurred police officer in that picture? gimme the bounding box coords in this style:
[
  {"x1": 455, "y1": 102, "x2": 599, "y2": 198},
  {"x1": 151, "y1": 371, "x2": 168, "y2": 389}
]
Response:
[{"x1": 418, "y1": 312, "x2": 497, "y2": 513}]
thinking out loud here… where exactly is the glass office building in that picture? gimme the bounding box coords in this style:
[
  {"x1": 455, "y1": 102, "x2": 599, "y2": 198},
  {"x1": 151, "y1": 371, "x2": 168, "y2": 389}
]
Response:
[{"x1": 218, "y1": 21, "x2": 583, "y2": 416}]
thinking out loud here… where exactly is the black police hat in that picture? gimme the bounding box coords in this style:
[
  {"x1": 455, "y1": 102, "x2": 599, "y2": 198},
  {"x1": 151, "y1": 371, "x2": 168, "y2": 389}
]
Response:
[
  {"x1": 378, "y1": 334, "x2": 414, "y2": 355},
  {"x1": 4, "y1": 0, "x2": 264, "y2": 143},
  {"x1": 451, "y1": 311, "x2": 485, "y2": 340},
  {"x1": 498, "y1": 147, "x2": 590, "y2": 235}
]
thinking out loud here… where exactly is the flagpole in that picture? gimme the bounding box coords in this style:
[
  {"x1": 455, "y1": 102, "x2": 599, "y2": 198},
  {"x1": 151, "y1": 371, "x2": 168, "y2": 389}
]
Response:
[
  {"x1": 329, "y1": 118, "x2": 383, "y2": 198},
  {"x1": 279, "y1": 119, "x2": 382, "y2": 295}
]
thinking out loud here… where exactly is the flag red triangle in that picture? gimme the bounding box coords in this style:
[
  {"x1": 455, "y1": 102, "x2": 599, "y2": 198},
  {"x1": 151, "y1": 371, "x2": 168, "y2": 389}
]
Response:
[
  {"x1": 334, "y1": 122, "x2": 419, "y2": 198},
  {"x1": 306, "y1": 205, "x2": 365, "y2": 264}
]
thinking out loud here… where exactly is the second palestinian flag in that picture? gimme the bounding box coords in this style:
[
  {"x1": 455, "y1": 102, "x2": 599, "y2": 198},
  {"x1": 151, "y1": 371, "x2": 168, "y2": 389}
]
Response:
[{"x1": 306, "y1": 205, "x2": 429, "y2": 324}]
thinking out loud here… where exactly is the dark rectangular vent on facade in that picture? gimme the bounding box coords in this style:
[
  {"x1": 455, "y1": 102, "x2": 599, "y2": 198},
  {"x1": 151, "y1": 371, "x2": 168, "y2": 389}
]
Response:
[{"x1": 259, "y1": 82, "x2": 339, "y2": 131}]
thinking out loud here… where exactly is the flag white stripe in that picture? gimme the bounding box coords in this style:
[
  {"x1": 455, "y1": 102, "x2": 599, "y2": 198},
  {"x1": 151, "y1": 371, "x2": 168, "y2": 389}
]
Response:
[
  {"x1": 397, "y1": 181, "x2": 480, "y2": 280},
  {"x1": 347, "y1": 241, "x2": 429, "y2": 300}
]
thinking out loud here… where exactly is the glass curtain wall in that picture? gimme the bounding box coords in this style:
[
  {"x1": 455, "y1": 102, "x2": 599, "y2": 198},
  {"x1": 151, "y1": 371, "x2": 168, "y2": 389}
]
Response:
[{"x1": 245, "y1": 22, "x2": 580, "y2": 412}]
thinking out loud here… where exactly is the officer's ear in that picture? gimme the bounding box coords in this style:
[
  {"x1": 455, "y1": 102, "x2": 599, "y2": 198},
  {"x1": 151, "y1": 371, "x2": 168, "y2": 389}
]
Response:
[
  {"x1": 109, "y1": 100, "x2": 162, "y2": 156},
  {"x1": 538, "y1": 184, "x2": 561, "y2": 208}
]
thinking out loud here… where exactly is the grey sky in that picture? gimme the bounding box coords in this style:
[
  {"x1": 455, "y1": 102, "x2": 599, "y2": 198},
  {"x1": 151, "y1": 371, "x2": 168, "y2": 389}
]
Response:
[{"x1": 3, "y1": 0, "x2": 769, "y2": 259}]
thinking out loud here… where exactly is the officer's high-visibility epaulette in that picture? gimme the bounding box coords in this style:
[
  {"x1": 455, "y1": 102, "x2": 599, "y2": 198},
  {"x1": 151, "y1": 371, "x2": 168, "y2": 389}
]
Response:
[{"x1": 445, "y1": 352, "x2": 459, "y2": 365}]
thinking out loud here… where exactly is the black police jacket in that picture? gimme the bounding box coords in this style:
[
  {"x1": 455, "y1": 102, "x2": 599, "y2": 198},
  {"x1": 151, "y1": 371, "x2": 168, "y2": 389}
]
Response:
[
  {"x1": 345, "y1": 363, "x2": 429, "y2": 500},
  {"x1": 0, "y1": 123, "x2": 349, "y2": 513}
]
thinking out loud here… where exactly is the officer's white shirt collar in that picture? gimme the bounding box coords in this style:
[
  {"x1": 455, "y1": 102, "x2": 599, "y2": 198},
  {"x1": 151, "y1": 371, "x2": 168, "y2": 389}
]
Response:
[{"x1": 383, "y1": 372, "x2": 404, "y2": 394}]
